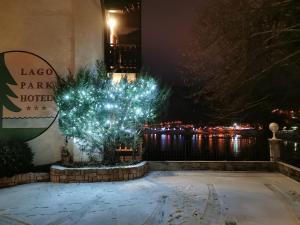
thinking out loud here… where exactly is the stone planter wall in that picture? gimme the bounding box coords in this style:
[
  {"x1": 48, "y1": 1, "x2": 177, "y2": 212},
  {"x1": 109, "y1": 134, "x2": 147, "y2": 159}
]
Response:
[
  {"x1": 0, "y1": 173, "x2": 50, "y2": 188},
  {"x1": 50, "y1": 161, "x2": 148, "y2": 183}
]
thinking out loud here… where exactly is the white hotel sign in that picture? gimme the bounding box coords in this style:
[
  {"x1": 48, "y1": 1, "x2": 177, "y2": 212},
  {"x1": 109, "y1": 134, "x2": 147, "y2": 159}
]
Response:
[{"x1": 0, "y1": 51, "x2": 57, "y2": 141}]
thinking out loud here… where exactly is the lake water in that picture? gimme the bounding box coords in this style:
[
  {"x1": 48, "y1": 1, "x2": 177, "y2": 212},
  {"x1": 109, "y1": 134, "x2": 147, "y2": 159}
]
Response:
[
  {"x1": 143, "y1": 134, "x2": 270, "y2": 161},
  {"x1": 280, "y1": 140, "x2": 300, "y2": 167}
]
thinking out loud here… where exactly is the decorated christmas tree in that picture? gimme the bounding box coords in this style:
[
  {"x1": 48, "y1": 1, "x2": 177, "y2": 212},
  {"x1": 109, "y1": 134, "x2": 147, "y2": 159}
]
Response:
[{"x1": 0, "y1": 53, "x2": 21, "y2": 128}]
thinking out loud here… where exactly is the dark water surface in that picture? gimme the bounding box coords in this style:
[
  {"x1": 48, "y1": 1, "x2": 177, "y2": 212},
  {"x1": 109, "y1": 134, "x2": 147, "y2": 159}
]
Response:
[
  {"x1": 143, "y1": 134, "x2": 270, "y2": 161},
  {"x1": 280, "y1": 140, "x2": 300, "y2": 168}
]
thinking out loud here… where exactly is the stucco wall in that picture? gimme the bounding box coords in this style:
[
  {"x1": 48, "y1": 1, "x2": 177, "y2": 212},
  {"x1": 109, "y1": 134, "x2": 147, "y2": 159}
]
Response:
[{"x1": 0, "y1": 0, "x2": 104, "y2": 165}]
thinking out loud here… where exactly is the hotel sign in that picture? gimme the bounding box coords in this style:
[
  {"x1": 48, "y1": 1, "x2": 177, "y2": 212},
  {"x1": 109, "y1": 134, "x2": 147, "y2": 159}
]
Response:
[{"x1": 0, "y1": 51, "x2": 57, "y2": 141}]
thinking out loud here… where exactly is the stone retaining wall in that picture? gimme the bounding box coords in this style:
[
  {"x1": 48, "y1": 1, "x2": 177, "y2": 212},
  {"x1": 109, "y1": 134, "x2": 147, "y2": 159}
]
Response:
[
  {"x1": 148, "y1": 161, "x2": 276, "y2": 172},
  {"x1": 277, "y1": 162, "x2": 300, "y2": 182},
  {"x1": 50, "y1": 162, "x2": 148, "y2": 183},
  {"x1": 1, "y1": 161, "x2": 299, "y2": 186},
  {"x1": 0, "y1": 173, "x2": 49, "y2": 188}
]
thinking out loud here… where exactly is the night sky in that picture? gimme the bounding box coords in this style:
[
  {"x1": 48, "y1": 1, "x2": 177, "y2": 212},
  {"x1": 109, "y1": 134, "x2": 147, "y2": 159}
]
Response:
[
  {"x1": 142, "y1": 0, "x2": 204, "y2": 85},
  {"x1": 142, "y1": 0, "x2": 205, "y2": 122}
]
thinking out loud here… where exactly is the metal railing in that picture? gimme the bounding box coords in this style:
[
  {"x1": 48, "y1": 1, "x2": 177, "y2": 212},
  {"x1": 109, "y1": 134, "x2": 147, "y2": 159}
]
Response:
[
  {"x1": 105, "y1": 44, "x2": 141, "y2": 73},
  {"x1": 280, "y1": 140, "x2": 300, "y2": 168}
]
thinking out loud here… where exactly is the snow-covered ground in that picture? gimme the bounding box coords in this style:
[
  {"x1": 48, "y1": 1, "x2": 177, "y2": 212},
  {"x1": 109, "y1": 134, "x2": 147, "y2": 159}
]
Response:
[{"x1": 0, "y1": 171, "x2": 299, "y2": 225}]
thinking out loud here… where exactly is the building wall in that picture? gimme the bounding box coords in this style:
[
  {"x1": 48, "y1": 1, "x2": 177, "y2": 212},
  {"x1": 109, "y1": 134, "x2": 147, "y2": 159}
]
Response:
[{"x1": 0, "y1": 0, "x2": 104, "y2": 165}]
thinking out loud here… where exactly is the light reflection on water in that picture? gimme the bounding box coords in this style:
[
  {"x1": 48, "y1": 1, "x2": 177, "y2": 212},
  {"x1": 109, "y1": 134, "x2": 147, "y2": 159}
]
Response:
[
  {"x1": 232, "y1": 136, "x2": 239, "y2": 156},
  {"x1": 143, "y1": 134, "x2": 269, "y2": 161},
  {"x1": 281, "y1": 140, "x2": 300, "y2": 167}
]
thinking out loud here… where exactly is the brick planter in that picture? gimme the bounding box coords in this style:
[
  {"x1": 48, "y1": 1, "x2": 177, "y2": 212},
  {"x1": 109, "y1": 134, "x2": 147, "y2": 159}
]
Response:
[
  {"x1": 50, "y1": 161, "x2": 148, "y2": 183},
  {"x1": 0, "y1": 173, "x2": 50, "y2": 188}
]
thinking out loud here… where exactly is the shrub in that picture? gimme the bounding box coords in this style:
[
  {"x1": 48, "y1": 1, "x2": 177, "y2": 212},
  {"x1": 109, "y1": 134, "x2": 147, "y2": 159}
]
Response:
[
  {"x1": 54, "y1": 62, "x2": 170, "y2": 164},
  {"x1": 0, "y1": 141, "x2": 33, "y2": 178}
]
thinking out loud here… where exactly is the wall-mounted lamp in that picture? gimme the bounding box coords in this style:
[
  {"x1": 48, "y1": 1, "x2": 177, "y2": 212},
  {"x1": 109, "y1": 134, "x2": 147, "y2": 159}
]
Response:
[
  {"x1": 107, "y1": 17, "x2": 117, "y2": 31},
  {"x1": 107, "y1": 16, "x2": 118, "y2": 45}
]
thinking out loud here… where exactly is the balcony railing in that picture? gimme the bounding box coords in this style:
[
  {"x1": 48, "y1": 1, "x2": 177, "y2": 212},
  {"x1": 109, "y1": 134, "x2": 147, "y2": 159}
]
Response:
[{"x1": 105, "y1": 44, "x2": 141, "y2": 73}]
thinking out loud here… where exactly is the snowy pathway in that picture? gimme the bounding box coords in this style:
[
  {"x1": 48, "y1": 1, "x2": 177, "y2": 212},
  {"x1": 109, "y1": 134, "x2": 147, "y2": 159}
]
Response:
[{"x1": 0, "y1": 171, "x2": 299, "y2": 225}]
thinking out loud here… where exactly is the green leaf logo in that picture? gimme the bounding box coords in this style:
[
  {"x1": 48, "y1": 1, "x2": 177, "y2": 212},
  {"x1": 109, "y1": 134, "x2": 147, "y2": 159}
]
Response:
[{"x1": 0, "y1": 53, "x2": 21, "y2": 128}]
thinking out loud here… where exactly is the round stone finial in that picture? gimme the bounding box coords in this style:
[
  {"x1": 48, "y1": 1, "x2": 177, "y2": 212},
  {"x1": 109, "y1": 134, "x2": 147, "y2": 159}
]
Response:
[{"x1": 269, "y1": 122, "x2": 279, "y2": 139}]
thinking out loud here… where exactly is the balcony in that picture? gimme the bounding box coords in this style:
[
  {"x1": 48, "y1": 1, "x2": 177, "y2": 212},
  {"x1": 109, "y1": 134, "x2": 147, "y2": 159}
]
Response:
[
  {"x1": 103, "y1": 0, "x2": 141, "y2": 74},
  {"x1": 105, "y1": 43, "x2": 141, "y2": 73}
]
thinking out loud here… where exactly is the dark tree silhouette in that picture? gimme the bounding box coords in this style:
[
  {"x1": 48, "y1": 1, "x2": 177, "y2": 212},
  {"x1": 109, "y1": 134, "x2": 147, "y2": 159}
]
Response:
[
  {"x1": 181, "y1": 0, "x2": 300, "y2": 123},
  {"x1": 0, "y1": 53, "x2": 21, "y2": 127}
]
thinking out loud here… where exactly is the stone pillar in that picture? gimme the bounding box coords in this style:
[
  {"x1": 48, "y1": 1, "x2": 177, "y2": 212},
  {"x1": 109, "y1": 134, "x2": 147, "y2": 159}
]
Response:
[
  {"x1": 269, "y1": 138, "x2": 282, "y2": 162},
  {"x1": 268, "y1": 122, "x2": 282, "y2": 162}
]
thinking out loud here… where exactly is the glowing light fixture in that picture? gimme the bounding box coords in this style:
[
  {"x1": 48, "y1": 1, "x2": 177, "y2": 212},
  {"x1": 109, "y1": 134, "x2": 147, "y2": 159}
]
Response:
[
  {"x1": 107, "y1": 15, "x2": 118, "y2": 44},
  {"x1": 107, "y1": 17, "x2": 117, "y2": 30}
]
